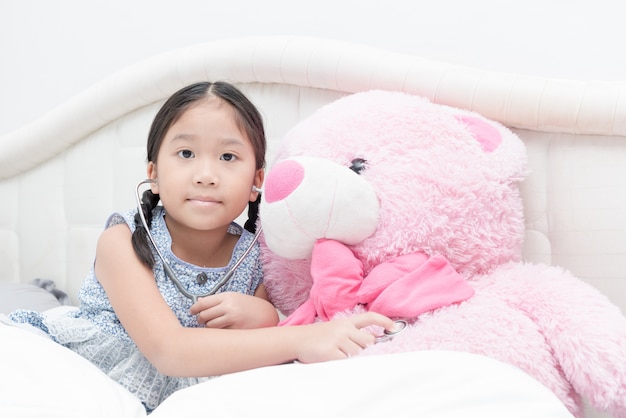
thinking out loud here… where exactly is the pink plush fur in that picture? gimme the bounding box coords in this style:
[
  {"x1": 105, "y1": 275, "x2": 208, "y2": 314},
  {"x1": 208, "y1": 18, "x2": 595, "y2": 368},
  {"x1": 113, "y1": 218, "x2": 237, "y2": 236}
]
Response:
[{"x1": 260, "y1": 91, "x2": 626, "y2": 418}]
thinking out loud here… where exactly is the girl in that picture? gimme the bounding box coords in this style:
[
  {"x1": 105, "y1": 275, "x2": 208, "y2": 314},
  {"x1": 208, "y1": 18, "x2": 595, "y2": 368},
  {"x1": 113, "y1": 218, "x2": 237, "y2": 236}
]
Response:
[{"x1": 9, "y1": 81, "x2": 393, "y2": 412}]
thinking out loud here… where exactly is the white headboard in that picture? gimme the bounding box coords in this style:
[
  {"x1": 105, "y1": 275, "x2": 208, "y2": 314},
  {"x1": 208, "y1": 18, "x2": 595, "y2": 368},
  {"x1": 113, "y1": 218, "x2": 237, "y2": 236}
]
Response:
[{"x1": 1, "y1": 36, "x2": 625, "y2": 315}]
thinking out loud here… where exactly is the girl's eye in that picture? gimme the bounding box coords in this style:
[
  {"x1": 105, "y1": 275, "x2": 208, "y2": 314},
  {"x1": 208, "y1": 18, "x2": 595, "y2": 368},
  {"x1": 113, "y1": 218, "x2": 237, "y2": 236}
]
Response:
[
  {"x1": 220, "y1": 153, "x2": 237, "y2": 162},
  {"x1": 178, "y1": 149, "x2": 194, "y2": 159}
]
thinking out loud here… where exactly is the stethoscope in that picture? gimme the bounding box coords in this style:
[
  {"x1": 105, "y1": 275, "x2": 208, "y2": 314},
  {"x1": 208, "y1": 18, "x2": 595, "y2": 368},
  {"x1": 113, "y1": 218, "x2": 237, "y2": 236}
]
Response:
[
  {"x1": 136, "y1": 179, "x2": 408, "y2": 340},
  {"x1": 135, "y1": 179, "x2": 262, "y2": 303}
]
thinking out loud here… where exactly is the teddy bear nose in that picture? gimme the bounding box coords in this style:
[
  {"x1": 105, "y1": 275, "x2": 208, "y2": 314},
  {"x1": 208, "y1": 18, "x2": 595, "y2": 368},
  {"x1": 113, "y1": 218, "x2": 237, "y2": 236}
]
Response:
[{"x1": 264, "y1": 159, "x2": 305, "y2": 203}]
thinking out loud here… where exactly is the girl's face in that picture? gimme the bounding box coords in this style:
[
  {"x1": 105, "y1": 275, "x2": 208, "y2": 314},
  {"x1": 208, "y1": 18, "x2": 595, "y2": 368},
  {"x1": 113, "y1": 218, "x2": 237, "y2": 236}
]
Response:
[{"x1": 148, "y1": 97, "x2": 263, "y2": 233}]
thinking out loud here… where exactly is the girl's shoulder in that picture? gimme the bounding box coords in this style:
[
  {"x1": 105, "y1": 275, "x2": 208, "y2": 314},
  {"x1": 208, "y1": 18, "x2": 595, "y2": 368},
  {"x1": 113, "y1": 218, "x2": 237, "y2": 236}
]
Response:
[
  {"x1": 105, "y1": 207, "x2": 165, "y2": 232},
  {"x1": 105, "y1": 209, "x2": 135, "y2": 230}
]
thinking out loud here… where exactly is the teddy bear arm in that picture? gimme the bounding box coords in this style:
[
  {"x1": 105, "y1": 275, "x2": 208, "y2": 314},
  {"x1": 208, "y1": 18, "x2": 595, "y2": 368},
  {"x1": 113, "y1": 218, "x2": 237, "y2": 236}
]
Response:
[
  {"x1": 490, "y1": 263, "x2": 626, "y2": 416},
  {"x1": 309, "y1": 239, "x2": 365, "y2": 319}
]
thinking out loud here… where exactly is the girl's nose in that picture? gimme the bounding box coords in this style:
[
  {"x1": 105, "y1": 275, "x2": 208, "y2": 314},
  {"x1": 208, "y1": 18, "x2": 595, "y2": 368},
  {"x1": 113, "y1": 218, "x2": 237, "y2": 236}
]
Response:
[
  {"x1": 194, "y1": 160, "x2": 218, "y2": 185},
  {"x1": 264, "y1": 159, "x2": 305, "y2": 203}
]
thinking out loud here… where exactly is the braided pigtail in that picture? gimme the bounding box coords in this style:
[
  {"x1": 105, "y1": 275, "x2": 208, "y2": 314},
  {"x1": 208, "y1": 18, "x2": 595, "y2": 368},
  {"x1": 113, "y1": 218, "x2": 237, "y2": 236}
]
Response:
[
  {"x1": 244, "y1": 194, "x2": 261, "y2": 234},
  {"x1": 131, "y1": 189, "x2": 160, "y2": 268}
]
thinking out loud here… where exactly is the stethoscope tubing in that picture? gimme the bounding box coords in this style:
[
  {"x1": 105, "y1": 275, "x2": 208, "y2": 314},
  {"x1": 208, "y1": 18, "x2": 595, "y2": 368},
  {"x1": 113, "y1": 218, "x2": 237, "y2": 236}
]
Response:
[{"x1": 134, "y1": 179, "x2": 262, "y2": 303}]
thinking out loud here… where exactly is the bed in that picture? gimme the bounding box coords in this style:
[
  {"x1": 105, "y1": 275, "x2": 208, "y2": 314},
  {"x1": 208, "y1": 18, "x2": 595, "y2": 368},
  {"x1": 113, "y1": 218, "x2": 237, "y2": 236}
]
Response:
[{"x1": 1, "y1": 36, "x2": 624, "y2": 418}]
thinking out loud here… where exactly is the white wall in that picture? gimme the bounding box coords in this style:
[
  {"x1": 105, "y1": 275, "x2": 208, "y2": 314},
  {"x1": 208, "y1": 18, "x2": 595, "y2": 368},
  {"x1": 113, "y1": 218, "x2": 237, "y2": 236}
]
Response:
[{"x1": 1, "y1": 0, "x2": 624, "y2": 135}]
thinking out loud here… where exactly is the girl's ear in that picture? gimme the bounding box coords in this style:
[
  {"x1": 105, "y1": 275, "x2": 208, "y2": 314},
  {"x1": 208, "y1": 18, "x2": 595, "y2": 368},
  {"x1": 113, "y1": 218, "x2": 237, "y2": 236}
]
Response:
[
  {"x1": 147, "y1": 162, "x2": 159, "y2": 194},
  {"x1": 250, "y1": 168, "x2": 265, "y2": 201}
]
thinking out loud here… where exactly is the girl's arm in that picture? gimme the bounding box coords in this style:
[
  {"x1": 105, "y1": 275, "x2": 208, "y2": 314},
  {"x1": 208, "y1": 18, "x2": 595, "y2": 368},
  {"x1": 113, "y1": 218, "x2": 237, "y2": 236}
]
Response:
[
  {"x1": 188, "y1": 284, "x2": 280, "y2": 329},
  {"x1": 95, "y1": 223, "x2": 394, "y2": 378}
]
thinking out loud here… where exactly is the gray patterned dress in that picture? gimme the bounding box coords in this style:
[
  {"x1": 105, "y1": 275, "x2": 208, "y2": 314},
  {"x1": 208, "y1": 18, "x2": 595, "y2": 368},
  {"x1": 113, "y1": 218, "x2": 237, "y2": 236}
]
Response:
[{"x1": 9, "y1": 206, "x2": 263, "y2": 412}]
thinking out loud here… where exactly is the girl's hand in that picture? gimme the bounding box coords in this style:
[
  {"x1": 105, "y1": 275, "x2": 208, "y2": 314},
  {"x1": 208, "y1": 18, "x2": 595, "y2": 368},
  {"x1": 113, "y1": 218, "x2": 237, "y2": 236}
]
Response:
[
  {"x1": 294, "y1": 312, "x2": 396, "y2": 363},
  {"x1": 190, "y1": 292, "x2": 279, "y2": 329}
]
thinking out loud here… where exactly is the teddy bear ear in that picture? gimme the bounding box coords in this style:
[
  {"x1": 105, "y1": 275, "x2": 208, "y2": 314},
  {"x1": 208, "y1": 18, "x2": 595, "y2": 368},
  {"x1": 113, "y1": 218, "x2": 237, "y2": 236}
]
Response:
[{"x1": 455, "y1": 115, "x2": 502, "y2": 152}]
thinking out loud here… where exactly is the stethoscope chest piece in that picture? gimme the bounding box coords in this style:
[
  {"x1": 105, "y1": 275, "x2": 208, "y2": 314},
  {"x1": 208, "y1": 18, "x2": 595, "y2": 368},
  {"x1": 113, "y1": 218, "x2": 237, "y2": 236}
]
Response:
[{"x1": 375, "y1": 319, "x2": 408, "y2": 343}]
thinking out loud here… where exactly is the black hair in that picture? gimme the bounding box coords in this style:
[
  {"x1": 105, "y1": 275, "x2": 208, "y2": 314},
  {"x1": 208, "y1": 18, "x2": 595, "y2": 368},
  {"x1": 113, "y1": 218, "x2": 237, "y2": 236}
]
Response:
[{"x1": 132, "y1": 81, "x2": 266, "y2": 268}]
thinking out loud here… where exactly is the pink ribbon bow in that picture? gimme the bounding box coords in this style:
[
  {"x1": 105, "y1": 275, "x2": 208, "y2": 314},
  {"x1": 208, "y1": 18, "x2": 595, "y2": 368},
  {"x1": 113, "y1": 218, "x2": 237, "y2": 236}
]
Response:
[{"x1": 280, "y1": 239, "x2": 475, "y2": 326}]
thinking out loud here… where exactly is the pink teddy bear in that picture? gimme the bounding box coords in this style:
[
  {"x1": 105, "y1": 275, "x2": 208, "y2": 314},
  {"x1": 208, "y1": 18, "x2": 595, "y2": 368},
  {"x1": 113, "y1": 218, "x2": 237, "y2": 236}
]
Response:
[{"x1": 259, "y1": 90, "x2": 626, "y2": 418}]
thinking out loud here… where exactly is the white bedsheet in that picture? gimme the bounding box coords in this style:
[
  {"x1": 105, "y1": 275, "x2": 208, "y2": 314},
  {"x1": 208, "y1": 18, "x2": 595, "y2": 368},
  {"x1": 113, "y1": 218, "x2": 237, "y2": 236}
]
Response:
[{"x1": 0, "y1": 321, "x2": 573, "y2": 418}]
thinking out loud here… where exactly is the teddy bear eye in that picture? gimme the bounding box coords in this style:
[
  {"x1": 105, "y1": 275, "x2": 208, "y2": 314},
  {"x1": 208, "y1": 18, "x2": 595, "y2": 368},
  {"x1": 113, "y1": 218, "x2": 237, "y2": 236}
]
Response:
[{"x1": 349, "y1": 158, "x2": 367, "y2": 174}]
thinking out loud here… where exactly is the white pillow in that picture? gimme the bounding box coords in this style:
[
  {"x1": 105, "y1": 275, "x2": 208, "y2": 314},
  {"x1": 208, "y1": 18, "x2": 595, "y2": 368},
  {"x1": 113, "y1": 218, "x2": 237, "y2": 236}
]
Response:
[
  {"x1": 0, "y1": 320, "x2": 146, "y2": 418},
  {"x1": 0, "y1": 282, "x2": 62, "y2": 314},
  {"x1": 151, "y1": 350, "x2": 574, "y2": 418},
  {"x1": 0, "y1": 318, "x2": 575, "y2": 418}
]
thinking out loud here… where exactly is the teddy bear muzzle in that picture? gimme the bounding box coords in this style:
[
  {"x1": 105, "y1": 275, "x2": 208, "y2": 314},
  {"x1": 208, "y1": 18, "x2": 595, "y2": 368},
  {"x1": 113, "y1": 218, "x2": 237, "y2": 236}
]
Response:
[{"x1": 260, "y1": 156, "x2": 380, "y2": 260}]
